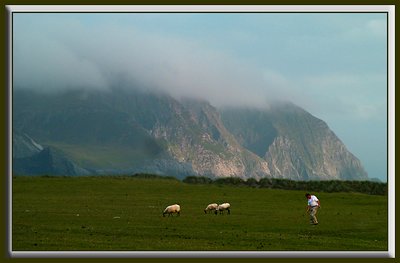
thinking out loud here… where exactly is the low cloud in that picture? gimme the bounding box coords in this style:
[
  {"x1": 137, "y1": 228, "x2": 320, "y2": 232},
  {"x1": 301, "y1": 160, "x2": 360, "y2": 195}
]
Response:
[
  {"x1": 13, "y1": 14, "x2": 387, "y2": 116},
  {"x1": 13, "y1": 16, "x2": 284, "y2": 108}
]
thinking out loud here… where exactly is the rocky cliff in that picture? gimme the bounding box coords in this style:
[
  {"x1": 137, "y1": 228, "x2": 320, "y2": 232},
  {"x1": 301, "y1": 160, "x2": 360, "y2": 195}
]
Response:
[{"x1": 221, "y1": 103, "x2": 368, "y2": 181}]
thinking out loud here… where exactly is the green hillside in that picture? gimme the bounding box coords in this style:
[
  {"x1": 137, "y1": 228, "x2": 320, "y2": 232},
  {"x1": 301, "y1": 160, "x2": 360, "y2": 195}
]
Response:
[{"x1": 12, "y1": 176, "x2": 388, "y2": 251}]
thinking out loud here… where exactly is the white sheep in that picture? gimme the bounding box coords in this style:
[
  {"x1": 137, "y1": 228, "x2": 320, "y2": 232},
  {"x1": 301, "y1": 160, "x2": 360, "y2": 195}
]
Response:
[
  {"x1": 163, "y1": 204, "x2": 181, "y2": 217},
  {"x1": 204, "y1": 203, "x2": 218, "y2": 214},
  {"x1": 215, "y1": 203, "x2": 230, "y2": 215}
]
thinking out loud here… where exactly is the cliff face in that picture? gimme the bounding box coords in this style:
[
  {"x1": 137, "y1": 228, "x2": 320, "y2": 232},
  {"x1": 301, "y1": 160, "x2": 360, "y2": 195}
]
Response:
[
  {"x1": 221, "y1": 103, "x2": 368, "y2": 181},
  {"x1": 13, "y1": 88, "x2": 368, "y2": 181},
  {"x1": 148, "y1": 98, "x2": 270, "y2": 179}
]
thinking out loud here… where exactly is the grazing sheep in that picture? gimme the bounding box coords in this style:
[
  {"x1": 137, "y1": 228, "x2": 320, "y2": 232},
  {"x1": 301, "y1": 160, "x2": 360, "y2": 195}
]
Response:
[
  {"x1": 204, "y1": 203, "x2": 218, "y2": 214},
  {"x1": 215, "y1": 203, "x2": 230, "y2": 215},
  {"x1": 163, "y1": 204, "x2": 181, "y2": 217}
]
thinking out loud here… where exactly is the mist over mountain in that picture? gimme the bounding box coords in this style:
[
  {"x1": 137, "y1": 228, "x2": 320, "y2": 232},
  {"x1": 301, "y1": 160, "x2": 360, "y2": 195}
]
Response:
[{"x1": 13, "y1": 87, "x2": 368, "y2": 181}]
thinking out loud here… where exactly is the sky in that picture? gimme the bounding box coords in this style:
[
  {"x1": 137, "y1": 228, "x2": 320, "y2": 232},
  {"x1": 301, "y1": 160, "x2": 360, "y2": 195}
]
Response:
[{"x1": 12, "y1": 11, "x2": 388, "y2": 181}]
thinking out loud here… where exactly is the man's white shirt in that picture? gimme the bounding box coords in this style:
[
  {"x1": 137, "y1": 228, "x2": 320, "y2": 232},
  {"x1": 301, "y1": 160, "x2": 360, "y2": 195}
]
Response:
[{"x1": 308, "y1": 195, "x2": 319, "y2": 207}]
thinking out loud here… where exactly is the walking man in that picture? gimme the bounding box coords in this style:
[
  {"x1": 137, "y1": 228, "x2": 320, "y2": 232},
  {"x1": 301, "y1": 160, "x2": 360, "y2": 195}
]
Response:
[{"x1": 305, "y1": 193, "x2": 320, "y2": 225}]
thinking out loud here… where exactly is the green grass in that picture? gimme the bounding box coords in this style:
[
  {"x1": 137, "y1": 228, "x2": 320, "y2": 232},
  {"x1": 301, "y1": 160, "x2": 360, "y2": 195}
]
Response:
[{"x1": 12, "y1": 176, "x2": 388, "y2": 251}]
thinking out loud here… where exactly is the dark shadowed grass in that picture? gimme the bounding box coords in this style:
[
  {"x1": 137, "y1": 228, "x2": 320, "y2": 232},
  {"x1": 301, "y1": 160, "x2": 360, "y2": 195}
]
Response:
[{"x1": 12, "y1": 176, "x2": 387, "y2": 251}]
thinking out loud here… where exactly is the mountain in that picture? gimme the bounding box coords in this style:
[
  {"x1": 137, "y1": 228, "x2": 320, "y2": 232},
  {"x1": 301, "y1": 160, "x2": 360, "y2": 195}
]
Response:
[
  {"x1": 13, "y1": 130, "x2": 90, "y2": 175},
  {"x1": 12, "y1": 88, "x2": 368, "y2": 181},
  {"x1": 221, "y1": 103, "x2": 368, "y2": 180}
]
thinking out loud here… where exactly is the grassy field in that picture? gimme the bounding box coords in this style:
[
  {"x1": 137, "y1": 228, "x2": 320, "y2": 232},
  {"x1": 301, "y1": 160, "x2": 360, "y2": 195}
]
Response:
[{"x1": 12, "y1": 176, "x2": 388, "y2": 251}]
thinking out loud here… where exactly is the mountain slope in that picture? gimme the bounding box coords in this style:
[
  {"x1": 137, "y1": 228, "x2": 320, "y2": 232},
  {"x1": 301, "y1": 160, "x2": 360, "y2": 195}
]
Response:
[
  {"x1": 12, "y1": 131, "x2": 90, "y2": 175},
  {"x1": 13, "y1": 88, "x2": 269, "y2": 179},
  {"x1": 12, "y1": 88, "x2": 368, "y2": 180}
]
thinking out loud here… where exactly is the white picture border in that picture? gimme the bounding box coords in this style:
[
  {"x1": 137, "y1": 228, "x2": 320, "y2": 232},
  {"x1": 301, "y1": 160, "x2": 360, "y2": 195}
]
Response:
[{"x1": 6, "y1": 4, "x2": 395, "y2": 258}]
